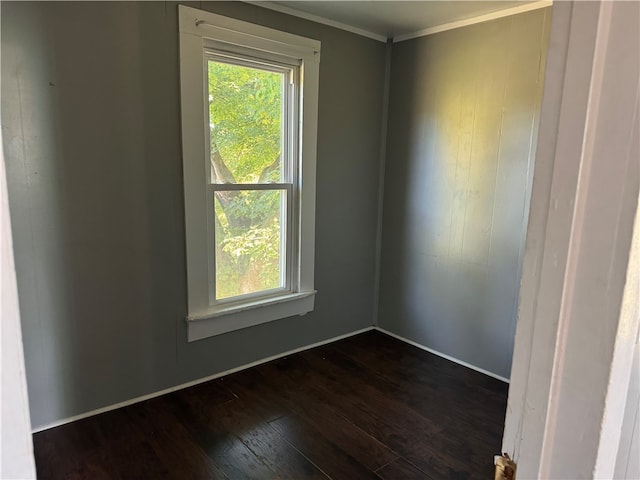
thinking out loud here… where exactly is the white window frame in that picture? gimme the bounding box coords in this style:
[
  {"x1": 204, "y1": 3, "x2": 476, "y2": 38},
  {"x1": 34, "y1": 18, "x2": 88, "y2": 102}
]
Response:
[{"x1": 178, "y1": 5, "x2": 319, "y2": 342}]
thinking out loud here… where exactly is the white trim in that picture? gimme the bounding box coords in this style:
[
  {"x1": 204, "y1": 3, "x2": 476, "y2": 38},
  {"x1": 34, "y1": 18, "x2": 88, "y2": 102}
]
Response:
[
  {"x1": 539, "y1": 1, "x2": 614, "y2": 475},
  {"x1": 245, "y1": 1, "x2": 388, "y2": 43},
  {"x1": 502, "y1": 1, "x2": 640, "y2": 476},
  {"x1": 189, "y1": 291, "x2": 316, "y2": 320},
  {"x1": 246, "y1": 1, "x2": 552, "y2": 45},
  {"x1": 178, "y1": 5, "x2": 320, "y2": 341},
  {"x1": 500, "y1": 0, "x2": 580, "y2": 468},
  {"x1": 31, "y1": 324, "x2": 513, "y2": 433},
  {"x1": 374, "y1": 327, "x2": 510, "y2": 383},
  {"x1": 187, "y1": 292, "x2": 316, "y2": 342},
  {"x1": 598, "y1": 191, "x2": 640, "y2": 478},
  {"x1": 180, "y1": 5, "x2": 321, "y2": 61},
  {"x1": 32, "y1": 327, "x2": 375, "y2": 434},
  {"x1": 393, "y1": 0, "x2": 552, "y2": 43},
  {"x1": 1, "y1": 97, "x2": 37, "y2": 478}
]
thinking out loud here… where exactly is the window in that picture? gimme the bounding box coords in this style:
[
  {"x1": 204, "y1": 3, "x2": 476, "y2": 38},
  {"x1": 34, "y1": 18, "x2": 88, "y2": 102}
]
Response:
[{"x1": 178, "y1": 6, "x2": 320, "y2": 341}]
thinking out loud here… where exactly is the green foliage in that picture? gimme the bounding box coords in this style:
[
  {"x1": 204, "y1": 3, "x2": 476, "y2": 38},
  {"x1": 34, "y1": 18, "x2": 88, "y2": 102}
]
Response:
[
  {"x1": 208, "y1": 61, "x2": 283, "y2": 183},
  {"x1": 221, "y1": 223, "x2": 280, "y2": 261},
  {"x1": 208, "y1": 60, "x2": 285, "y2": 299},
  {"x1": 222, "y1": 190, "x2": 280, "y2": 224}
]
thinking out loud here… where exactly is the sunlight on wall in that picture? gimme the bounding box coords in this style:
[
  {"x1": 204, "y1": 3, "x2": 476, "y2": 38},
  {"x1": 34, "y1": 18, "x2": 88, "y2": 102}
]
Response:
[{"x1": 380, "y1": 7, "x2": 551, "y2": 377}]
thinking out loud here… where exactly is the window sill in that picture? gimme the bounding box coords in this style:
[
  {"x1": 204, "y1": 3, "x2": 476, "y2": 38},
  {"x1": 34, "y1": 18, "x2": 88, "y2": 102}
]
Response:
[{"x1": 186, "y1": 291, "x2": 316, "y2": 342}]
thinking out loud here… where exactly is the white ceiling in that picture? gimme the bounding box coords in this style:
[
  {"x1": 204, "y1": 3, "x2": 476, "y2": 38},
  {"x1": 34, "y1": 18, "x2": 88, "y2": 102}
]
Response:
[{"x1": 252, "y1": 1, "x2": 544, "y2": 41}]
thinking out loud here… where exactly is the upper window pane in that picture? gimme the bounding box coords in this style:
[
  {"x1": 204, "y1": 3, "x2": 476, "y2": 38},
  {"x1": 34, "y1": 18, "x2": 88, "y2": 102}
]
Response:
[{"x1": 208, "y1": 59, "x2": 285, "y2": 184}]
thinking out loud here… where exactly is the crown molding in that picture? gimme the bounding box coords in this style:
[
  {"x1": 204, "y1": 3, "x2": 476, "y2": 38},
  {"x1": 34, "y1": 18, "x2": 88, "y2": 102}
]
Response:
[
  {"x1": 393, "y1": 0, "x2": 552, "y2": 43},
  {"x1": 245, "y1": 1, "x2": 388, "y2": 43},
  {"x1": 245, "y1": 1, "x2": 553, "y2": 46}
]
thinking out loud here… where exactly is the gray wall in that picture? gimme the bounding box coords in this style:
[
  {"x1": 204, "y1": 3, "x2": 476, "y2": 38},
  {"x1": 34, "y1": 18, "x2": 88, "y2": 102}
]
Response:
[
  {"x1": 1, "y1": 1, "x2": 386, "y2": 428},
  {"x1": 378, "y1": 9, "x2": 551, "y2": 379}
]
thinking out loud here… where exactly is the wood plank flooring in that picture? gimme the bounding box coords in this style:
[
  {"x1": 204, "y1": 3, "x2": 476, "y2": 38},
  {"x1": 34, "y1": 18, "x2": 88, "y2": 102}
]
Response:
[{"x1": 33, "y1": 331, "x2": 508, "y2": 480}]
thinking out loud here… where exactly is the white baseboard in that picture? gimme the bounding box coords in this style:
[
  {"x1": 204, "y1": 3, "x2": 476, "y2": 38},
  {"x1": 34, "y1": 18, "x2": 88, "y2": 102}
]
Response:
[
  {"x1": 374, "y1": 327, "x2": 510, "y2": 383},
  {"x1": 32, "y1": 324, "x2": 508, "y2": 433},
  {"x1": 31, "y1": 326, "x2": 375, "y2": 433}
]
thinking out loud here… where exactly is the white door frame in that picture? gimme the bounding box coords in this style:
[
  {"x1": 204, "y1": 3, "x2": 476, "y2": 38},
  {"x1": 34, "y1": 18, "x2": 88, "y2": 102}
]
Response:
[
  {"x1": 1, "y1": 121, "x2": 37, "y2": 476},
  {"x1": 502, "y1": 1, "x2": 640, "y2": 478}
]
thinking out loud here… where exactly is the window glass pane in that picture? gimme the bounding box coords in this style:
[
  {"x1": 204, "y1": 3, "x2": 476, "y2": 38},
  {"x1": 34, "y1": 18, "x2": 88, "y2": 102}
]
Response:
[
  {"x1": 214, "y1": 189, "x2": 286, "y2": 300},
  {"x1": 208, "y1": 60, "x2": 285, "y2": 184}
]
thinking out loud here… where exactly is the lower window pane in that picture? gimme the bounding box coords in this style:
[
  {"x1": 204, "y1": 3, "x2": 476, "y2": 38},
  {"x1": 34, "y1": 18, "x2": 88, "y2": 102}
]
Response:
[{"x1": 214, "y1": 189, "x2": 286, "y2": 300}]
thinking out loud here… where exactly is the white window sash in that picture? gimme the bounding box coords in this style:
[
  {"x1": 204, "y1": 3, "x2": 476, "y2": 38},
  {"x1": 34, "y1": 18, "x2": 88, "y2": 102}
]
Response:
[
  {"x1": 178, "y1": 5, "x2": 319, "y2": 341},
  {"x1": 208, "y1": 183, "x2": 294, "y2": 305}
]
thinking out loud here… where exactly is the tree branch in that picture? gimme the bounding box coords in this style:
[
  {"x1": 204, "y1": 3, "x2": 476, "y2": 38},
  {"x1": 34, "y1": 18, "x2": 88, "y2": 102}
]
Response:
[
  {"x1": 258, "y1": 154, "x2": 281, "y2": 183},
  {"x1": 210, "y1": 144, "x2": 236, "y2": 184}
]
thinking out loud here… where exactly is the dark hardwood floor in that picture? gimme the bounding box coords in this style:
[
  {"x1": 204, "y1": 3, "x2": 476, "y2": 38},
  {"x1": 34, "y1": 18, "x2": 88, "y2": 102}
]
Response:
[{"x1": 33, "y1": 331, "x2": 508, "y2": 480}]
